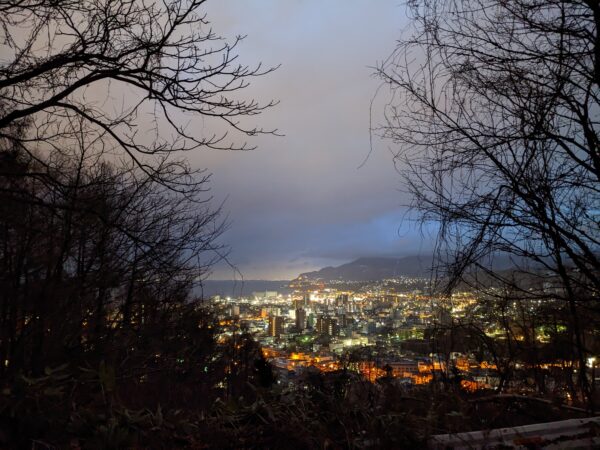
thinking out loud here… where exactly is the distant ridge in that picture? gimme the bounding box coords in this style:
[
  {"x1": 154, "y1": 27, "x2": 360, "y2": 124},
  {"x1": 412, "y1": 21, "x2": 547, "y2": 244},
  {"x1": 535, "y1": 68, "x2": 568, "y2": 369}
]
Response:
[
  {"x1": 298, "y1": 255, "x2": 434, "y2": 282},
  {"x1": 297, "y1": 254, "x2": 537, "y2": 283}
]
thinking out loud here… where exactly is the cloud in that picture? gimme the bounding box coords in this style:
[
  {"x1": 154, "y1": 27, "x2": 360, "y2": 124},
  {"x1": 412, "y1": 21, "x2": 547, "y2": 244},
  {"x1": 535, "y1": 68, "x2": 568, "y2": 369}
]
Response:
[{"x1": 192, "y1": 1, "x2": 413, "y2": 279}]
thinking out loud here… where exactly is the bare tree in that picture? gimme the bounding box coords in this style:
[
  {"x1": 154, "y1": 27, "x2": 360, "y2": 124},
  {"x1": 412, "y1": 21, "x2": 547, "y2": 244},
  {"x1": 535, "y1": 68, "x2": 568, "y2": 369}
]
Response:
[
  {"x1": 0, "y1": 3, "x2": 281, "y2": 445},
  {"x1": 0, "y1": 130, "x2": 227, "y2": 375},
  {"x1": 0, "y1": 1, "x2": 276, "y2": 372},
  {"x1": 377, "y1": 0, "x2": 600, "y2": 406},
  {"x1": 0, "y1": 0, "x2": 277, "y2": 189}
]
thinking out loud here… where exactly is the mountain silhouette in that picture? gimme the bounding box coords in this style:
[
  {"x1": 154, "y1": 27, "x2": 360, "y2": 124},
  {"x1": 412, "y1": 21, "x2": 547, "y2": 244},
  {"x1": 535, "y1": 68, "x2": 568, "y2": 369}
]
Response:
[{"x1": 298, "y1": 256, "x2": 434, "y2": 281}]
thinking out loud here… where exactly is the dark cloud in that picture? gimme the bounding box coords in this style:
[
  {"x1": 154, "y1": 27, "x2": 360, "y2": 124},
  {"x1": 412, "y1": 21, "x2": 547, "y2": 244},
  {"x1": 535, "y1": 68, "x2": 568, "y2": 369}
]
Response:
[{"x1": 190, "y1": 1, "x2": 420, "y2": 279}]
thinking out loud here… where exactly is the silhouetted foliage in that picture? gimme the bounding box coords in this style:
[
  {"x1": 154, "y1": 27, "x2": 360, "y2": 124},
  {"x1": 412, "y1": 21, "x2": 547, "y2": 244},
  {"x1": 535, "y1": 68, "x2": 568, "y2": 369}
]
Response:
[
  {"x1": 0, "y1": 1, "x2": 280, "y2": 447},
  {"x1": 377, "y1": 0, "x2": 600, "y2": 407}
]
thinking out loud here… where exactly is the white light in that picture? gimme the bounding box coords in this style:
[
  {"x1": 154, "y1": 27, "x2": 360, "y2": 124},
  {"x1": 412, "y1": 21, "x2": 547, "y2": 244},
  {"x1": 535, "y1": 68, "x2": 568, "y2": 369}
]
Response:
[{"x1": 587, "y1": 357, "x2": 596, "y2": 367}]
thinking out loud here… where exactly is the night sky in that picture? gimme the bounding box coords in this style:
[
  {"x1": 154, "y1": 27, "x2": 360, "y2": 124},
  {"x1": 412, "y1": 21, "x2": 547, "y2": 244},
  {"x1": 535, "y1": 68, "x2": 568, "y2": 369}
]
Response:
[{"x1": 194, "y1": 1, "x2": 432, "y2": 280}]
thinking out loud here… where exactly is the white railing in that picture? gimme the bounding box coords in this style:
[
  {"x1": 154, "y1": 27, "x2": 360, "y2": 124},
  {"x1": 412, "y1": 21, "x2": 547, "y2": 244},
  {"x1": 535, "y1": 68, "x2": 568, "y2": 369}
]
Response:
[{"x1": 429, "y1": 416, "x2": 600, "y2": 449}]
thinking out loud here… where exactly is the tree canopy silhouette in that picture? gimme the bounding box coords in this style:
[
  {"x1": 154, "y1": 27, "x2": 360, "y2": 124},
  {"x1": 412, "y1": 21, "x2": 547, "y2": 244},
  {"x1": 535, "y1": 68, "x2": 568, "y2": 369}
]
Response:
[
  {"x1": 0, "y1": 0, "x2": 277, "y2": 190},
  {"x1": 377, "y1": 0, "x2": 600, "y2": 405}
]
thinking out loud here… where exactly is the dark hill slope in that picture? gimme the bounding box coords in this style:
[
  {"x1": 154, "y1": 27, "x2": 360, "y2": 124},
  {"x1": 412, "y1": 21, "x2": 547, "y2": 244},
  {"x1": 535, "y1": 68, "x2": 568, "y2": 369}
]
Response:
[{"x1": 299, "y1": 256, "x2": 434, "y2": 281}]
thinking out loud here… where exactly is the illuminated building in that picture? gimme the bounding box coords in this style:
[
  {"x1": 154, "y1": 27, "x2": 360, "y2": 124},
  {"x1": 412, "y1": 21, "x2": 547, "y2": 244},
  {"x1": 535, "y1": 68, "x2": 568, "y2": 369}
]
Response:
[
  {"x1": 388, "y1": 360, "x2": 419, "y2": 377},
  {"x1": 268, "y1": 316, "x2": 284, "y2": 337},
  {"x1": 316, "y1": 316, "x2": 338, "y2": 336},
  {"x1": 362, "y1": 320, "x2": 376, "y2": 335},
  {"x1": 336, "y1": 294, "x2": 349, "y2": 306}
]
